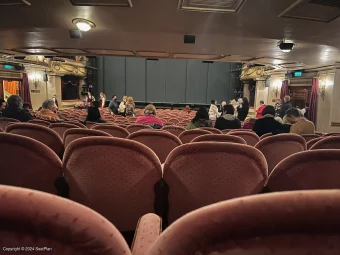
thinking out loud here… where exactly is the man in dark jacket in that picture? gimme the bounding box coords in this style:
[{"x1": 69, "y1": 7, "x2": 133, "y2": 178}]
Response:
[
  {"x1": 108, "y1": 95, "x2": 119, "y2": 115},
  {"x1": 2, "y1": 95, "x2": 33, "y2": 122},
  {"x1": 279, "y1": 95, "x2": 293, "y2": 118}
]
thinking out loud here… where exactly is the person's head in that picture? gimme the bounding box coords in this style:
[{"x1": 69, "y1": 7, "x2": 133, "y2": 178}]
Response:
[
  {"x1": 122, "y1": 96, "x2": 127, "y2": 102},
  {"x1": 100, "y1": 92, "x2": 105, "y2": 98},
  {"x1": 230, "y1": 99, "x2": 237, "y2": 106},
  {"x1": 262, "y1": 105, "x2": 276, "y2": 116},
  {"x1": 223, "y1": 104, "x2": 235, "y2": 115},
  {"x1": 87, "y1": 91, "x2": 92, "y2": 97},
  {"x1": 237, "y1": 98, "x2": 243, "y2": 104},
  {"x1": 221, "y1": 101, "x2": 227, "y2": 107},
  {"x1": 211, "y1": 100, "x2": 217, "y2": 105},
  {"x1": 260, "y1": 100, "x2": 264, "y2": 105},
  {"x1": 0, "y1": 99, "x2": 6, "y2": 111},
  {"x1": 285, "y1": 107, "x2": 301, "y2": 124},
  {"x1": 127, "y1": 97, "x2": 134, "y2": 103},
  {"x1": 112, "y1": 95, "x2": 117, "y2": 100},
  {"x1": 193, "y1": 107, "x2": 209, "y2": 122},
  {"x1": 284, "y1": 95, "x2": 291, "y2": 103},
  {"x1": 7, "y1": 95, "x2": 23, "y2": 109},
  {"x1": 242, "y1": 97, "x2": 249, "y2": 106},
  {"x1": 87, "y1": 106, "x2": 101, "y2": 121},
  {"x1": 22, "y1": 103, "x2": 31, "y2": 111},
  {"x1": 144, "y1": 104, "x2": 157, "y2": 116},
  {"x1": 42, "y1": 99, "x2": 56, "y2": 112},
  {"x1": 185, "y1": 105, "x2": 190, "y2": 109},
  {"x1": 305, "y1": 102, "x2": 309, "y2": 107}
]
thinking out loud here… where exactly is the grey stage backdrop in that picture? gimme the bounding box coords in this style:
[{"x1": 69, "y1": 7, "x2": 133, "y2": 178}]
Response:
[{"x1": 97, "y1": 56, "x2": 240, "y2": 104}]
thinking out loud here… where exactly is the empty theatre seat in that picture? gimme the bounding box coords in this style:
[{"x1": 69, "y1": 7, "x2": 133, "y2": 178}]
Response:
[
  {"x1": 228, "y1": 130, "x2": 260, "y2": 146},
  {"x1": 49, "y1": 123, "x2": 80, "y2": 139},
  {"x1": 191, "y1": 134, "x2": 246, "y2": 144},
  {"x1": 0, "y1": 185, "x2": 131, "y2": 255},
  {"x1": 0, "y1": 117, "x2": 19, "y2": 130},
  {"x1": 127, "y1": 130, "x2": 182, "y2": 163},
  {"x1": 301, "y1": 134, "x2": 320, "y2": 142},
  {"x1": 64, "y1": 121, "x2": 87, "y2": 128},
  {"x1": 28, "y1": 119, "x2": 51, "y2": 127},
  {"x1": 310, "y1": 136, "x2": 340, "y2": 150},
  {"x1": 0, "y1": 133, "x2": 62, "y2": 194},
  {"x1": 6, "y1": 123, "x2": 64, "y2": 157},
  {"x1": 148, "y1": 190, "x2": 340, "y2": 255},
  {"x1": 161, "y1": 126, "x2": 186, "y2": 137},
  {"x1": 323, "y1": 132, "x2": 340, "y2": 137},
  {"x1": 93, "y1": 124, "x2": 130, "y2": 138},
  {"x1": 163, "y1": 142, "x2": 268, "y2": 223},
  {"x1": 307, "y1": 137, "x2": 324, "y2": 150},
  {"x1": 255, "y1": 134, "x2": 306, "y2": 174},
  {"x1": 267, "y1": 150, "x2": 340, "y2": 191},
  {"x1": 126, "y1": 124, "x2": 153, "y2": 134},
  {"x1": 198, "y1": 127, "x2": 223, "y2": 134},
  {"x1": 260, "y1": 133, "x2": 272, "y2": 140},
  {"x1": 84, "y1": 121, "x2": 97, "y2": 129},
  {"x1": 63, "y1": 129, "x2": 112, "y2": 148},
  {"x1": 63, "y1": 137, "x2": 162, "y2": 232},
  {"x1": 178, "y1": 129, "x2": 212, "y2": 144}
]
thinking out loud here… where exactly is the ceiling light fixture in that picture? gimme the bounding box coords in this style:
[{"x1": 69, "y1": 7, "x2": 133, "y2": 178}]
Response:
[
  {"x1": 278, "y1": 39, "x2": 295, "y2": 53},
  {"x1": 72, "y1": 18, "x2": 96, "y2": 32}
]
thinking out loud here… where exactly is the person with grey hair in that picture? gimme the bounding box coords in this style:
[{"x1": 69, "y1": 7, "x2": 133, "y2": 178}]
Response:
[
  {"x1": 1, "y1": 95, "x2": 33, "y2": 122},
  {"x1": 35, "y1": 99, "x2": 62, "y2": 122}
]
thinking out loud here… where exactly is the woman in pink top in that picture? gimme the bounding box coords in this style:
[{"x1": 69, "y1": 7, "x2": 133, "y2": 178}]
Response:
[{"x1": 136, "y1": 104, "x2": 163, "y2": 128}]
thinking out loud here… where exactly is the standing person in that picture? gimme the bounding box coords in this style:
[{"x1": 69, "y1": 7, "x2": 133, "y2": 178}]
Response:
[
  {"x1": 220, "y1": 101, "x2": 227, "y2": 112},
  {"x1": 214, "y1": 104, "x2": 241, "y2": 130},
  {"x1": 279, "y1": 95, "x2": 293, "y2": 118},
  {"x1": 99, "y1": 92, "x2": 106, "y2": 108},
  {"x1": 286, "y1": 108, "x2": 315, "y2": 135},
  {"x1": 85, "y1": 92, "x2": 95, "y2": 107},
  {"x1": 118, "y1": 96, "x2": 127, "y2": 115},
  {"x1": 1, "y1": 95, "x2": 33, "y2": 122},
  {"x1": 301, "y1": 102, "x2": 309, "y2": 119},
  {"x1": 125, "y1": 96, "x2": 135, "y2": 116},
  {"x1": 108, "y1": 95, "x2": 118, "y2": 115},
  {"x1": 84, "y1": 106, "x2": 106, "y2": 124},
  {"x1": 187, "y1": 107, "x2": 212, "y2": 130},
  {"x1": 274, "y1": 99, "x2": 282, "y2": 117},
  {"x1": 255, "y1": 100, "x2": 266, "y2": 119},
  {"x1": 0, "y1": 99, "x2": 6, "y2": 117},
  {"x1": 52, "y1": 93, "x2": 59, "y2": 109},
  {"x1": 237, "y1": 97, "x2": 250, "y2": 122},
  {"x1": 208, "y1": 100, "x2": 221, "y2": 121}
]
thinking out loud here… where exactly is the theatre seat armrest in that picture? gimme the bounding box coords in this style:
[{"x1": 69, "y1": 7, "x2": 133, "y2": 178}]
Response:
[{"x1": 131, "y1": 213, "x2": 162, "y2": 255}]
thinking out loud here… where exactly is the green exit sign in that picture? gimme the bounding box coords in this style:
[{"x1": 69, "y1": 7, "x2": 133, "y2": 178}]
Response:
[{"x1": 294, "y1": 71, "x2": 303, "y2": 77}]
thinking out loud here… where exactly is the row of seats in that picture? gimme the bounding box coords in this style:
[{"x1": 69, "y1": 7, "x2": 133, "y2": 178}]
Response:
[
  {"x1": 2, "y1": 185, "x2": 340, "y2": 254},
  {"x1": 1, "y1": 132, "x2": 340, "y2": 232}
]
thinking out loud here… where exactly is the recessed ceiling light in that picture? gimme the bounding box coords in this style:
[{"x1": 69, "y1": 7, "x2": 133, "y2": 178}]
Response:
[
  {"x1": 278, "y1": 39, "x2": 295, "y2": 53},
  {"x1": 72, "y1": 18, "x2": 96, "y2": 32}
]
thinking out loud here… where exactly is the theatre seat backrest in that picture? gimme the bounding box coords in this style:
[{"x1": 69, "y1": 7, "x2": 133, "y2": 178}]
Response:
[
  {"x1": 64, "y1": 121, "x2": 87, "y2": 128},
  {"x1": 6, "y1": 123, "x2": 64, "y2": 157},
  {"x1": 163, "y1": 142, "x2": 268, "y2": 223},
  {"x1": 0, "y1": 185, "x2": 131, "y2": 255},
  {"x1": 228, "y1": 131, "x2": 260, "y2": 146},
  {"x1": 307, "y1": 137, "x2": 324, "y2": 150},
  {"x1": 92, "y1": 124, "x2": 130, "y2": 138},
  {"x1": 63, "y1": 137, "x2": 162, "y2": 232},
  {"x1": 310, "y1": 136, "x2": 340, "y2": 150},
  {"x1": 198, "y1": 127, "x2": 223, "y2": 134},
  {"x1": 148, "y1": 190, "x2": 340, "y2": 255},
  {"x1": 28, "y1": 119, "x2": 51, "y2": 127},
  {"x1": 191, "y1": 134, "x2": 246, "y2": 144},
  {"x1": 178, "y1": 129, "x2": 212, "y2": 144},
  {"x1": 268, "y1": 150, "x2": 340, "y2": 191},
  {"x1": 0, "y1": 117, "x2": 19, "y2": 130},
  {"x1": 301, "y1": 134, "x2": 320, "y2": 142},
  {"x1": 161, "y1": 126, "x2": 186, "y2": 137},
  {"x1": 63, "y1": 129, "x2": 112, "y2": 148},
  {"x1": 255, "y1": 134, "x2": 306, "y2": 174},
  {"x1": 128, "y1": 130, "x2": 182, "y2": 163},
  {"x1": 126, "y1": 124, "x2": 152, "y2": 134},
  {"x1": 49, "y1": 123, "x2": 80, "y2": 139},
  {"x1": 0, "y1": 133, "x2": 62, "y2": 194}
]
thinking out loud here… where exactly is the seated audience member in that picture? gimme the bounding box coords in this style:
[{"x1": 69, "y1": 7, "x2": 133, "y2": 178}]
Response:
[
  {"x1": 252, "y1": 105, "x2": 284, "y2": 137},
  {"x1": 209, "y1": 100, "x2": 221, "y2": 121},
  {"x1": 108, "y1": 95, "x2": 119, "y2": 115},
  {"x1": 286, "y1": 107, "x2": 315, "y2": 135},
  {"x1": 84, "y1": 106, "x2": 106, "y2": 124},
  {"x1": 136, "y1": 104, "x2": 163, "y2": 128},
  {"x1": 125, "y1": 96, "x2": 135, "y2": 116},
  {"x1": 0, "y1": 99, "x2": 6, "y2": 117},
  {"x1": 1, "y1": 95, "x2": 33, "y2": 122},
  {"x1": 214, "y1": 104, "x2": 241, "y2": 130},
  {"x1": 255, "y1": 100, "x2": 266, "y2": 119},
  {"x1": 187, "y1": 107, "x2": 212, "y2": 130},
  {"x1": 182, "y1": 105, "x2": 191, "y2": 113},
  {"x1": 35, "y1": 99, "x2": 61, "y2": 122}
]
